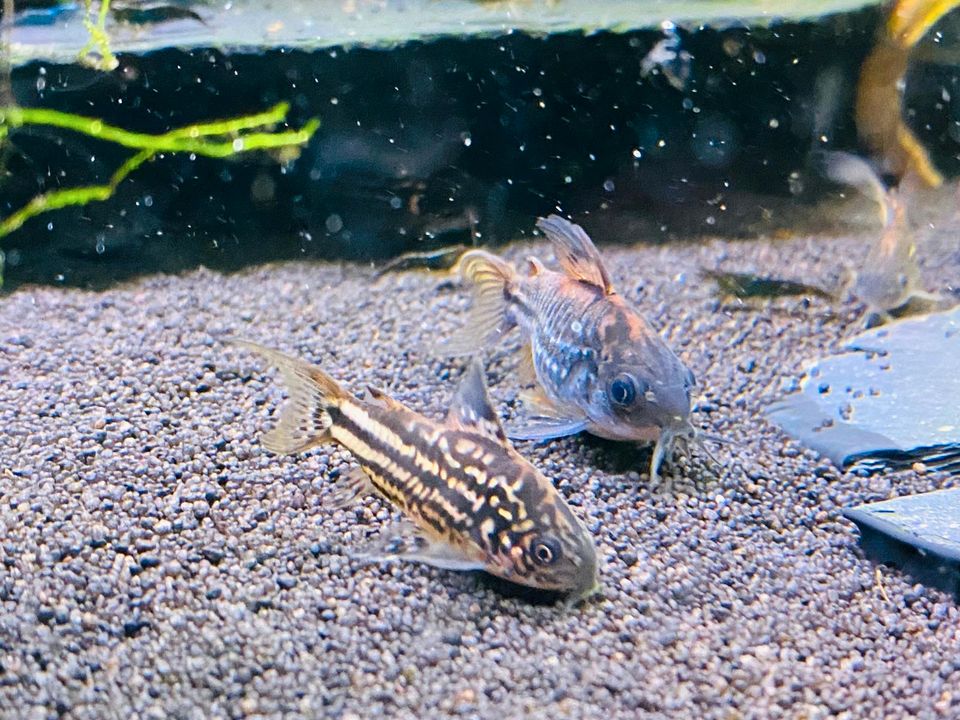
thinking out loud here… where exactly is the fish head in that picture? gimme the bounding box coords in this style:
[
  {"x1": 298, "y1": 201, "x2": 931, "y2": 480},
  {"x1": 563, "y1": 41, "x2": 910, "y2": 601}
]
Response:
[
  {"x1": 579, "y1": 302, "x2": 697, "y2": 442},
  {"x1": 484, "y1": 477, "x2": 600, "y2": 600},
  {"x1": 587, "y1": 352, "x2": 696, "y2": 443},
  {"x1": 854, "y1": 267, "x2": 915, "y2": 313},
  {"x1": 522, "y1": 523, "x2": 599, "y2": 600}
]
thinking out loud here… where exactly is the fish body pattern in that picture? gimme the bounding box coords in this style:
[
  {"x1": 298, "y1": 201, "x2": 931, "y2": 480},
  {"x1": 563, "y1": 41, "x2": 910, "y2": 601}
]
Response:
[
  {"x1": 447, "y1": 215, "x2": 696, "y2": 483},
  {"x1": 235, "y1": 341, "x2": 599, "y2": 599}
]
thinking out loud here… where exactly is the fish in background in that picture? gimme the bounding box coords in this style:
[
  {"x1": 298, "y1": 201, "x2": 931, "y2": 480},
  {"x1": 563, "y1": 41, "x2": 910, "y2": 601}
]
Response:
[
  {"x1": 443, "y1": 214, "x2": 705, "y2": 488},
  {"x1": 234, "y1": 341, "x2": 600, "y2": 601},
  {"x1": 813, "y1": 150, "x2": 947, "y2": 324},
  {"x1": 640, "y1": 23, "x2": 693, "y2": 92}
]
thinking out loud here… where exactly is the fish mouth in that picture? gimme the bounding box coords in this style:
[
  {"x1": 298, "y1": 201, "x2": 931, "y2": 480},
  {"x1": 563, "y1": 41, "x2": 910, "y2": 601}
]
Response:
[
  {"x1": 567, "y1": 532, "x2": 601, "y2": 602},
  {"x1": 565, "y1": 576, "x2": 602, "y2": 605}
]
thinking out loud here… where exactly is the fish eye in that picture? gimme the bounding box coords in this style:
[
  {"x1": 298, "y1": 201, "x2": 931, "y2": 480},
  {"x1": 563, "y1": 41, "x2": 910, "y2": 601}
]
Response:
[
  {"x1": 531, "y1": 536, "x2": 561, "y2": 566},
  {"x1": 609, "y1": 374, "x2": 637, "y2": 406}
]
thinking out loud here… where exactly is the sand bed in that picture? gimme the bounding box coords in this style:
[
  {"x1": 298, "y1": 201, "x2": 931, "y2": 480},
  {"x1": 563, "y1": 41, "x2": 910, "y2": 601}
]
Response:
[{"x1": 1, "y1": 226, "x2": 958, "y2": 719}]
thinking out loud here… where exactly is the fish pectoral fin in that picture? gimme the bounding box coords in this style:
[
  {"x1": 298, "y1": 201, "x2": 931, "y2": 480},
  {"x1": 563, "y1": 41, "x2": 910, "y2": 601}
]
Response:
[
  {"x1": 507, "y1": 417, "x2": 590, "y2": 442},
  {"x1": 515, "y1": 341, "x2": 537, "y2": 386},
  {"x1": 391, "y1": 540, "x2": 487, "y2": 572},
  {"x1": 325, "y1": 467, "x2": 375, "y2": 509},
  {"x1": 908, "y1": 289, "x2": 947, "y2": 305},
  {"x1": 351, "y1": 522, "x2": 486, "y2": 572},
  {"x1": 506, "y1": 387, "x2": 588, "y2": 441},
  {"x1": 536, "y1": 215, "x2": 614, "y2": 294},
  {"x1": 519, "y1": 386, "x2": 558, "y2": 413}
]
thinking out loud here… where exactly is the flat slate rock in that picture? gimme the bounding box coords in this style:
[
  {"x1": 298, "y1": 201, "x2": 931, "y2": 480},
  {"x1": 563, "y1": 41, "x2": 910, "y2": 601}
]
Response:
[
  {"x1": 767, "y1": 305, "x2": 960, "y2": 473},
  {"x1": 844, "y1": 488, "x2": 960, "y2": 598}
]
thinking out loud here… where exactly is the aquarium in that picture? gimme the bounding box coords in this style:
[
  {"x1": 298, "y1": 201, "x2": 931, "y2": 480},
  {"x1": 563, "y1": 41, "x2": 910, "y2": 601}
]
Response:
[{"x1": 1, "y1": 0, "x2": 959, "y2": 717}]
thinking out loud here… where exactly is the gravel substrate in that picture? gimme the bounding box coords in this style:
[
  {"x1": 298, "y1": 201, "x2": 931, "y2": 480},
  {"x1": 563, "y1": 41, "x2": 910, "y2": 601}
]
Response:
[{"x1": 2, "y1": 212, "x2": 959, "y2": 720}]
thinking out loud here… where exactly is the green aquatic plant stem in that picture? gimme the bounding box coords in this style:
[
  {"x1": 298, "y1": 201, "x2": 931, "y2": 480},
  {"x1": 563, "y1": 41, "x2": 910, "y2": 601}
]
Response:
[
  {"x1": 0, "y1": 103, "x2": 319, "y2": 158},
  {"x1": 0, "y1": 149, "x2": 154, "y2": 238},
  {"x1": 0, "y1": 104, "x2": 321, "y2": 240},
  {"x1": 79, "y1": 0, "x2": 118, "y2": 71}
]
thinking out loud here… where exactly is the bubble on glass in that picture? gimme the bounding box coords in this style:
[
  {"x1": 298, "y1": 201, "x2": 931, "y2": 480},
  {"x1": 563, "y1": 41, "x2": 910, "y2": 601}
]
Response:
[
  {"x1": 325, "y1": 214, "x2": 344, "y2": 233},
  {"x1": 251, "y1": 174, "x2": 276, "y2": 203},
  {"x1": 691, "y1": 115, "x2": 738, "y2": 169}
]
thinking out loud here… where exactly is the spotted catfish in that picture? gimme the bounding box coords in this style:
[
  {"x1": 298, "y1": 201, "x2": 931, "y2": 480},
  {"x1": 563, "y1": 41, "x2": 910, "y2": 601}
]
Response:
[
  {"x1": 234, "y1": 341, "x2": 599, "y2": 600},
  {"x1": 816, "y1": 150, "x2": 945, "y2": 323},
  {"x1": 445, "y1": 215, "x2": 698, "y2": 484}
]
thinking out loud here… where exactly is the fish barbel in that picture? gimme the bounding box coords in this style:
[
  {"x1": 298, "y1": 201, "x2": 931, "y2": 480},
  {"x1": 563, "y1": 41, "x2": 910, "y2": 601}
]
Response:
[
  {"x1": 444, "y1": 215, "x2": 698, "y2": 485},
  {"x1": 233, "y1": 341, "x2": 599, "y2": 600}
]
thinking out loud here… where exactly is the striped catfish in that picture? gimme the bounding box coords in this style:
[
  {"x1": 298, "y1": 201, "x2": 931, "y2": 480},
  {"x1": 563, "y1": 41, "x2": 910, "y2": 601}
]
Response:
[
  {"x1": 445, "y1": 215, "x2": 699, "y2": 485},
  {"x1": 234, "y1": 341, "x2": 599, "y2": 600}
]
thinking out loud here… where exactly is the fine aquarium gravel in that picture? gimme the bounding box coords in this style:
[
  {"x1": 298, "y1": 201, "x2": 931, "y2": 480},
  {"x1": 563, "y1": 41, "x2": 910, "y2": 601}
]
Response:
[{"x1": 2, "y1": 0, "x2": 960, "y2": 719}]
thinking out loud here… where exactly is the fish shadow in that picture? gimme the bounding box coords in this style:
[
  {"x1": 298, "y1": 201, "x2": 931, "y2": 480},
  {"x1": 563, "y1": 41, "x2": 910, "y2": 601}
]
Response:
[
  {"x1": 472, "y1": 572, "x2": 571, "y2": 606},
  {"x1": 570, "y1": 434, "x2": 714, "y2": 492},
  {"x1": 576, "y1": 434, "x2": 654, "y2": 475}
]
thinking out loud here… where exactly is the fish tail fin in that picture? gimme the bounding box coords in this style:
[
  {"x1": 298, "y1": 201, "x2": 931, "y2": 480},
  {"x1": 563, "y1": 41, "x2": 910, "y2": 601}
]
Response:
[
  {"x1": 231, "y1": 340, "x2": 346, "y2": 454},
  {"x1": 811, "y1": 150, "x2": 890, "y2": 226},
  {"x1": 440, "y1": 250, "x2": 517, "y2": 356}
]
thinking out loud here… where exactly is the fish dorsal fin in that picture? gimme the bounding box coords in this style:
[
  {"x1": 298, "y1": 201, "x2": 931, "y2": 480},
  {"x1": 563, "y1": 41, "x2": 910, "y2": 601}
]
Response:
[
  {"x1": 366, "y1": 385, "x2": 405, "y2": 411},
  {"x1": 444, "y1": 359, "x2": 506, "y2": 441},
  {"x1": 536, "y1": 214, "x2": 614, "y2": 294}
]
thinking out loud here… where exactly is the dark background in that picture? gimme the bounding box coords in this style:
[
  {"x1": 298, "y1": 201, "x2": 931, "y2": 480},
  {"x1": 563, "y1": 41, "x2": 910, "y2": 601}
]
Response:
[{"x1": 1, "y1": 6, "x2": 958, "y2": 288}]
